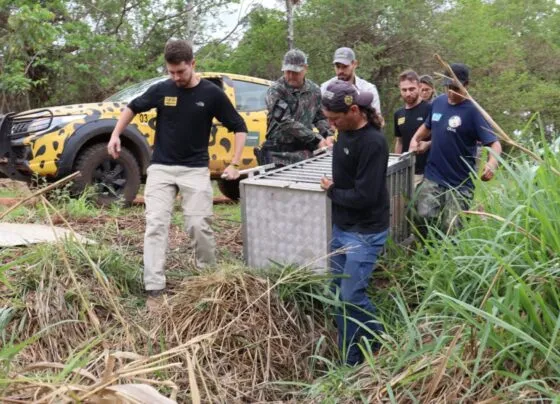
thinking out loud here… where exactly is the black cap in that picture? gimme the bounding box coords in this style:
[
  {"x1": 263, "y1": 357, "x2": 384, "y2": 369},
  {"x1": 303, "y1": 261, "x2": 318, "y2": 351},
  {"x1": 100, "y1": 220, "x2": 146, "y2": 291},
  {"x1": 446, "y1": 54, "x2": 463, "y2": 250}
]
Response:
[
  {"x1": 442, "y1": 63, "x2": 469, "y2": 86},
  {"x1": 322, "y1": 80, "x2": 373, "y2": 112}
]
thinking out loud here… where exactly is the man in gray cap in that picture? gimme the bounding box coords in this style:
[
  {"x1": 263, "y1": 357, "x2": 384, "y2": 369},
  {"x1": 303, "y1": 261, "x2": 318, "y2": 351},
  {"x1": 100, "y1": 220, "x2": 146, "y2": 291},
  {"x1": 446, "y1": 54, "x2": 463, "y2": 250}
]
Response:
[
  {"x1": 256, "y1": 48, "x2": 333, "y2": 167},
  {"x1": 321, "y1": 47, "x2": 383, "y2": 125}
]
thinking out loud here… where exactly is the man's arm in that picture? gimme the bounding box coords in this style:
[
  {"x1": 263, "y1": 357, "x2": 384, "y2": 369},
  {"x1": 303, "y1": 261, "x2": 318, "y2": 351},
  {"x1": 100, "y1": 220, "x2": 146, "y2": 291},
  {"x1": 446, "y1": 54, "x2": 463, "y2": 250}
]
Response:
[
  {"x1": 481, "y1": 140, "x2": 502, "y2": 181},
  {"x1": 109, "y1": 84, "x2": 160, "y2": 158},
  {"x1": 312, "y1": 94, "x2": 334, "y2": 142},
  {"x1": 394, "y1": 137, "x2": 403, "y2": 154},
  {"x1": 108, "y1": 107, "x2": 135, "y2": 159},
  {"x1": 214, "y1": 89, "x2": 249, "y2": 180},
  {"x1": 409, "y1": 124, "x2": 431, "y2": 153},
  {"x1": 394, "y1": 112, "x2": 402, "y2": 153},
  {"x1": 222, "y1": 132, "x2": 247, "y2": 180}
]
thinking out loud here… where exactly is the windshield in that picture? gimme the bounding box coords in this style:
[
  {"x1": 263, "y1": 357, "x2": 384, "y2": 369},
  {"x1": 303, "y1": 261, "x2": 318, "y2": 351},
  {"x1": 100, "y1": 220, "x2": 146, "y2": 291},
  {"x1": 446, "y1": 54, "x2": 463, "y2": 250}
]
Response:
[{"x1": 104, "y1": 76, "x2": 168, "y2": 102}]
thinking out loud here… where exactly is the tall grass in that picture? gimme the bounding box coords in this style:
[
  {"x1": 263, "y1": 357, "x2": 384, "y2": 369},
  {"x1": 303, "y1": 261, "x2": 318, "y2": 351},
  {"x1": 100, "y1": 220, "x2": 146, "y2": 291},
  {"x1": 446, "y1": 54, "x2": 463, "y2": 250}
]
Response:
[{"x1": 307, "y1": 129, "x2": 560, "y2": 401}]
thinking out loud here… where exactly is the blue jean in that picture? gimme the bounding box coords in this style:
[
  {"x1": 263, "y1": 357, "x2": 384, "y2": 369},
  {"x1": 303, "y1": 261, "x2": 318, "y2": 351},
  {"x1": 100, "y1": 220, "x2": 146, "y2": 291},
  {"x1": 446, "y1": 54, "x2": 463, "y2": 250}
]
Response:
[{"x1": 330, "y1": 224, "x2": 389, "y2": 365}]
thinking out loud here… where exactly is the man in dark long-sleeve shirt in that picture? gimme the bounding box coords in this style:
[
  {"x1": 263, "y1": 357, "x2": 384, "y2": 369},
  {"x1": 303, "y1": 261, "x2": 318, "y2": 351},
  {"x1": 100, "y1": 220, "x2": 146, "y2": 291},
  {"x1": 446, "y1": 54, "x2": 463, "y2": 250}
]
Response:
[{"x1": 320, "y1": 80, "x2": 390, "y2": 365}]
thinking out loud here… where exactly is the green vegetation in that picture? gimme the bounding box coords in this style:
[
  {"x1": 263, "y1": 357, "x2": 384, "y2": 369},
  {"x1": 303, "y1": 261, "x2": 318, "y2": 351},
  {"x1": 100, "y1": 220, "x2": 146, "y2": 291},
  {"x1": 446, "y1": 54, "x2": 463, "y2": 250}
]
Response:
[
  {"x1": 0, "y1": 129, "x2": 558, "y2": 401},
  {"x1": 1, "y1": 0, "x2": 559, "y2": 400},
  {"x1": 303, "y1": 126, "x2": 560, "y2": 401}
]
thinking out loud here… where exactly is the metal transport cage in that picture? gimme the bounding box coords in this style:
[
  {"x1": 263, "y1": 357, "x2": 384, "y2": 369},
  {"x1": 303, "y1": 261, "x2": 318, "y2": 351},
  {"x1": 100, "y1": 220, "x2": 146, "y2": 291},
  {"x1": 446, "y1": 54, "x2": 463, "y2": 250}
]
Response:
[{"x1": 240, "y1": 151, "x2": 415, "y2": 272}]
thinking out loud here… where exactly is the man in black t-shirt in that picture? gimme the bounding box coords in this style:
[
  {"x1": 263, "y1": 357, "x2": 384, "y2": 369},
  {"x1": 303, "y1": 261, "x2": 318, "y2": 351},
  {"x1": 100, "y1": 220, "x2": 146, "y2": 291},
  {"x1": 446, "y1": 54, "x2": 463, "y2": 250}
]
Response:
[
  {"x1": 394, "y1": 70, "x2": 432, "y2": 187},
  {"x1": 108, "y1": 40, "x2": 247, "y2": 302},
  {"x1": 320, "y1": 80, "x2": 390, "y2": 366}
]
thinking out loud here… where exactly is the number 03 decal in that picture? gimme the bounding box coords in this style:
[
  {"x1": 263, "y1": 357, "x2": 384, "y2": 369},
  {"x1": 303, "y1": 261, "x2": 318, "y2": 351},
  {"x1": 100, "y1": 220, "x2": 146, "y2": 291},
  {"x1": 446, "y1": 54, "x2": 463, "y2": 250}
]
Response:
[{"x1": 139, "y1": 113, "x2": 149, "y2": 123}]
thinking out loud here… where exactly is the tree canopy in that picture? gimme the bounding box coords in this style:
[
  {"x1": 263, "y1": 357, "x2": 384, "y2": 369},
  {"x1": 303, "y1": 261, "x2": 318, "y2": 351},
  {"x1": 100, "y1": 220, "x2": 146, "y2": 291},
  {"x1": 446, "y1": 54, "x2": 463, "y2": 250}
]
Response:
[{"x1": 1, "y1": 0, "x2": 559, "y2": 138}]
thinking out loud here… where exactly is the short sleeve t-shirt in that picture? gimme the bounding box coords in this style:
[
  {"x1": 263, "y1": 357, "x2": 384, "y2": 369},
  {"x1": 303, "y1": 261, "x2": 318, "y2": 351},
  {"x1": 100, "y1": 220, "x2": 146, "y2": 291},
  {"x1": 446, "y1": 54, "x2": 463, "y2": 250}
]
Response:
[
  {"x1": 394, "y1": 100, "x2": 432, "y2": 174},
  {"x1": 424, "y1": 95, "x2": 497, "y2": 189},
  {"x1": 128, "y1": 78, "x2": 247, "y2": 167}
]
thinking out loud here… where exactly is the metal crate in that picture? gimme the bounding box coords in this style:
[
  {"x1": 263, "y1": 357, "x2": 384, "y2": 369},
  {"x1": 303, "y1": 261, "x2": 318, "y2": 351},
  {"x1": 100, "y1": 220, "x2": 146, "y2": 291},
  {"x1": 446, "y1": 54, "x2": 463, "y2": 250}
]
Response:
[{"x1": 240, "y1": 151, "x2": 414, "y2": 271}]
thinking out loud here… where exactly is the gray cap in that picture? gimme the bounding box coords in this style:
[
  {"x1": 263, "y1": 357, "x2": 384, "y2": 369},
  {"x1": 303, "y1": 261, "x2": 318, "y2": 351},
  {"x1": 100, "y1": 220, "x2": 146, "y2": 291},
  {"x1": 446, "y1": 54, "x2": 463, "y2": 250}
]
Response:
[
  {"x1": 333, "y1": 47, "x2": 355, "y2": 65},
  {"x1": 281, "y1": 49, "x2": 308, "y2": 72},
  {"x1": 322, "y1": 80, "x2": 373, "y2": 112}
]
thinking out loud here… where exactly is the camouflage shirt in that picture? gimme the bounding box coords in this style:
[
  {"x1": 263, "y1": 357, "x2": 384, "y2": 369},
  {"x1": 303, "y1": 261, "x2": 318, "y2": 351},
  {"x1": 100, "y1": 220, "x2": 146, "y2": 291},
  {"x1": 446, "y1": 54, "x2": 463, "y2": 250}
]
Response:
[{"x1": 262, "y1": 77, "x2": 333, "y2": 165}]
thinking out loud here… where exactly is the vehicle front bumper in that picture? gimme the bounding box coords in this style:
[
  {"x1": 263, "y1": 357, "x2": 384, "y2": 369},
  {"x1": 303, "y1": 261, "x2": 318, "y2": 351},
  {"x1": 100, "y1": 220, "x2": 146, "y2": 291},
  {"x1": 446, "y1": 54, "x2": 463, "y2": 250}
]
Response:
[{"x1": 0, "y1": 113, "x2": 33, "y2": 182}]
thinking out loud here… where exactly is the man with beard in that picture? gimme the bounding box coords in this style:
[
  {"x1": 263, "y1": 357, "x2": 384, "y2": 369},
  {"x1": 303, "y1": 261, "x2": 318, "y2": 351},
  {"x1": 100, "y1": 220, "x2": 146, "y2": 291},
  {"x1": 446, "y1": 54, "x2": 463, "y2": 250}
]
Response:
[
  {"x1": 321, "y1": 47, "x2": 384, "y2": 125},
  {"x1": 108, "y1": 39, "x2": 247, "y2": 304},
  {"x1": 394, "y1": 70, "x2": 432, "y2": 187},
  {"x1": 257, "y1": 49, "x2": 333, "y2": 167}
]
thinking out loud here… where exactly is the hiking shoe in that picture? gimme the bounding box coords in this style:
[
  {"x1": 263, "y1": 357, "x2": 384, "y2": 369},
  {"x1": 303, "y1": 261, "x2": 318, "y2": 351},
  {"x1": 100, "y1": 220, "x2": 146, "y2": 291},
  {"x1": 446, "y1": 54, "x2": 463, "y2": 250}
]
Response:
[
  {"x1": 146, "y1": 289, "x2": 165, "y2": 298},
  {"x1": 145, "y1": 289, "x2": 166, "y2": 312}
]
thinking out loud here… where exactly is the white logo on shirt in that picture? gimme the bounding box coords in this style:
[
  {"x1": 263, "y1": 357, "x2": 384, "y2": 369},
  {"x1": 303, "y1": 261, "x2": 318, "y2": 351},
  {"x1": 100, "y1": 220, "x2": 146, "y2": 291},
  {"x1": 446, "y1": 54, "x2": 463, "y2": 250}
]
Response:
[
  {"x1": 448, "y1": 115, "x2": 462, "y2": 128},
  {"x1": 343, "y1": 147, "x2": 349, "y2": 155},
  {"x1": 196, "y1": 101, "x2": 205, "y2": 107}
]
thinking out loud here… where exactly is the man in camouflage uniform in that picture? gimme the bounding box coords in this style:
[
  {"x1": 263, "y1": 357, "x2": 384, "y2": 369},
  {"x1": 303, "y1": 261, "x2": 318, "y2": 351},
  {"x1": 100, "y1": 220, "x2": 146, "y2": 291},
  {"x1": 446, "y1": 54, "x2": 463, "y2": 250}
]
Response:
[{"x1": 256, "y1": 49, "x2": 334, "y2": 167}]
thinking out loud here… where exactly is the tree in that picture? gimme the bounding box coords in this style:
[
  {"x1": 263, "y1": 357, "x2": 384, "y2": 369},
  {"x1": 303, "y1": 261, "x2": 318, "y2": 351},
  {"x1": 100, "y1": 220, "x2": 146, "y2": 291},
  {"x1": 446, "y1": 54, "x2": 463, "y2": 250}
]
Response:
[{"x1": 0, "y1": 0, "x2": 241, "y2": 112}]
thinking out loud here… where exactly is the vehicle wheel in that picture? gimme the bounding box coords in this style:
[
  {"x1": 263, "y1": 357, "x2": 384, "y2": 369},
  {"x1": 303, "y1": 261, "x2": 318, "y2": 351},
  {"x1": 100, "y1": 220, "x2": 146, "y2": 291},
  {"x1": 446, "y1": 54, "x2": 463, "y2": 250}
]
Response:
[
  {"x1": 73, "y1": 143, "x2": 141, "y2": 205},
  {"x1": 217, "y1": 178, "x2": 241, "y2": 201}
]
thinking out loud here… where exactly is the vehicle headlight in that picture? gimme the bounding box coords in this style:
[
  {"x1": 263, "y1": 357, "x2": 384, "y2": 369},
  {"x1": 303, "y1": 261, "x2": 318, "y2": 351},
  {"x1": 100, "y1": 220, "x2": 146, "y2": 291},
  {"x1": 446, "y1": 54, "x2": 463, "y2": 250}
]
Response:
[{"x1": 27, "y1": 115, "x2": 86, "y2": 134}]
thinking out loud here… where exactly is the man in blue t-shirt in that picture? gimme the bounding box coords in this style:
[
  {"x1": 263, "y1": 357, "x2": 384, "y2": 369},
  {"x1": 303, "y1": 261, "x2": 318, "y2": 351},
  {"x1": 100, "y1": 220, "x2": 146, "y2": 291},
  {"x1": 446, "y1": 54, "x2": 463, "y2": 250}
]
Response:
[{"x1": 410, "y1": 63, "x2": 502, "y2": 235}]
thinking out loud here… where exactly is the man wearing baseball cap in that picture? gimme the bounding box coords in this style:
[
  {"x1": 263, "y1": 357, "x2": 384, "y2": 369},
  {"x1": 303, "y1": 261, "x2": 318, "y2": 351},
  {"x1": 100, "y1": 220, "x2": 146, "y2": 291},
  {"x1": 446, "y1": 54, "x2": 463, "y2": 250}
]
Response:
[
  {"x1": 257, "y1": 49, "x2": 333, "y2": 167},
  {"x1": 410, "y1": 63, "x2": 502, "y2": 236},
  {"x1": 320, "y1": 80, "x2": 389, "y2": 365},
  {"x1": 321, "y1": 47, "x2": 383, "y2": 125}
]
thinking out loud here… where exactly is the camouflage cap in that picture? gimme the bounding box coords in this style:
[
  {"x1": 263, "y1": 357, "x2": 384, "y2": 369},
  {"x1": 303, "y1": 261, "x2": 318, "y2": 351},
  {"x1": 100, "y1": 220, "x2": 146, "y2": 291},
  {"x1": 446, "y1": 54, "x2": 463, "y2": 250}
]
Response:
[
  {"x1": 419, "y1": 74, "x2": 434, "y2": 88},
  {"x1": 322, "y1": 80, "x2": 373, "y2": 112},
  {"x1": 281, "y1": 49, "x2": 308, "y2": 72},
  {"x1": 332, "y1": 47, "x2": 355, "y2": 65}
]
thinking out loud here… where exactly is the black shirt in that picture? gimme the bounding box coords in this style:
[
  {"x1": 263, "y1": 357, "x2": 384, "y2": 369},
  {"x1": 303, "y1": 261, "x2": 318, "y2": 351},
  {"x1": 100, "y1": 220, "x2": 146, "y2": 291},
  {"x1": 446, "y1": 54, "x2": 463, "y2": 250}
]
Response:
[
  {"x1": 128, "y1": 78, "x2": 247, "y2": 167},
  {"x1": 327, "y1": 123, "x2": 390, "y2": 233},
  {"x1": 394, "y1": 100, "x2": 432, "y2": 174}
]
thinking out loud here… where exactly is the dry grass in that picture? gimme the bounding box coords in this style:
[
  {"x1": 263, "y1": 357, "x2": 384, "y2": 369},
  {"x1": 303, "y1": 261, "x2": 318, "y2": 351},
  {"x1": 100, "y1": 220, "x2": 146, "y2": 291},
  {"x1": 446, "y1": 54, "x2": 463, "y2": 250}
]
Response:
[
  {"x1": 1, "y1": 185, "x2": 336, "y2": 402},
  {"x1": 151, "y1": 268, "x2": 336, "y2": 402}
]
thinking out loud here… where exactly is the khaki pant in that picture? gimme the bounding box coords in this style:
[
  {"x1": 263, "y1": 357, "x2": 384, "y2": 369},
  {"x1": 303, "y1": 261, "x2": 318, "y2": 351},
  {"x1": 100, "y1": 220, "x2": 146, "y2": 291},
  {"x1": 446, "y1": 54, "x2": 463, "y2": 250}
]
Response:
[
  {"x1": 143, "y1": 164, "x2": 216, "y2": 291},
  {"x1": 414, "y1": 174, "x2": 424, "y2": 189}
]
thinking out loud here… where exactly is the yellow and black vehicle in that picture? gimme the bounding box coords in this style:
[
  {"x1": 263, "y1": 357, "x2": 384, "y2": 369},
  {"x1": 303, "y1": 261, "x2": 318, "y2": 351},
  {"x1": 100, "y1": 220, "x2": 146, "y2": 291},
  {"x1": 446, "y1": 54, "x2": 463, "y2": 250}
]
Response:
[{"x1": 0, "y1": 73, "x2": 272, "y2": 203}]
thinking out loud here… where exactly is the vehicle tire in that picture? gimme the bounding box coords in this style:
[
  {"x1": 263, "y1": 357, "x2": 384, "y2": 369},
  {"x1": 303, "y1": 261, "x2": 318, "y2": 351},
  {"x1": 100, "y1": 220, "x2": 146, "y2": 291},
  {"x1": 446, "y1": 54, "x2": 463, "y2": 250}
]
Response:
[
  {"x1": 73, "y1": 143, "x2": 141, "y2": 205},
  {"x1": 217, "y1": 178, "x2": 241, "y2": 201}
]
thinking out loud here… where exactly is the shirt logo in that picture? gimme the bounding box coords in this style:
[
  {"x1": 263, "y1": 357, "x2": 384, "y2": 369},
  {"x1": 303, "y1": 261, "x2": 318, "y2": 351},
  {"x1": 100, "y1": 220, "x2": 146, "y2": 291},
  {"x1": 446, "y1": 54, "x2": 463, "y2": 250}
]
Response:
[
  {"x1": 448, "y1": 115, "x2": 462, "y2": 128},
  {"x1": 432, "y1": 113, "x2": 442, "y2": 122},
  {"x1": 417, "y1": 117, "x2": 424, "y2": 121},
  {"x1": 397, "y1": 117, "x2": 405, "y2": 125},
  {"x1": 164, "y1": 96, "x2": 177, "y2": 106},
  {"x1": 343, "y1": 147, "x2": 350, "y2": 155},
  {"x1": 196, "y1": 101, "x2": 205, "y2": 107}
]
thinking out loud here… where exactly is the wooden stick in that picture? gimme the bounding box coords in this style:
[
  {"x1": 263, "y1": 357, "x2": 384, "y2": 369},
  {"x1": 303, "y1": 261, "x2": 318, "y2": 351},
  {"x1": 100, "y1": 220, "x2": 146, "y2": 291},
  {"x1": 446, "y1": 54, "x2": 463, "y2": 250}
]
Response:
[
  {"x1": 434, "y1": 54, "x2": 560, "y2": 177},
  {"x1": 0, "y1": 171, "x2": 81, "y2": 220}
]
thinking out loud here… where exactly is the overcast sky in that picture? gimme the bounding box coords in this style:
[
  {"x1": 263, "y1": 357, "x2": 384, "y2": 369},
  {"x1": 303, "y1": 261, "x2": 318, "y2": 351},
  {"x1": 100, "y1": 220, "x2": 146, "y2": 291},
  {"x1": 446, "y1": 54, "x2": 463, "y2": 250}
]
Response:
[{"x1": 210, "y1": 0, "x2": 282, "y2": 43}]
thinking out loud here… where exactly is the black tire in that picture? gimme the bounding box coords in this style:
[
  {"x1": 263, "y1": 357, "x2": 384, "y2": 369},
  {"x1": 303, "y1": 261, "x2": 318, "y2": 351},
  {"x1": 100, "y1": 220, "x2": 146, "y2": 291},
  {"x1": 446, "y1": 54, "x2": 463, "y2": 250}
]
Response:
[
  {"x1": 217, "y1": 178, "x2": 241, "y2": 201},
  {"x1": 73, "y1": 143, "x2": 141, "y2": 205}
]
